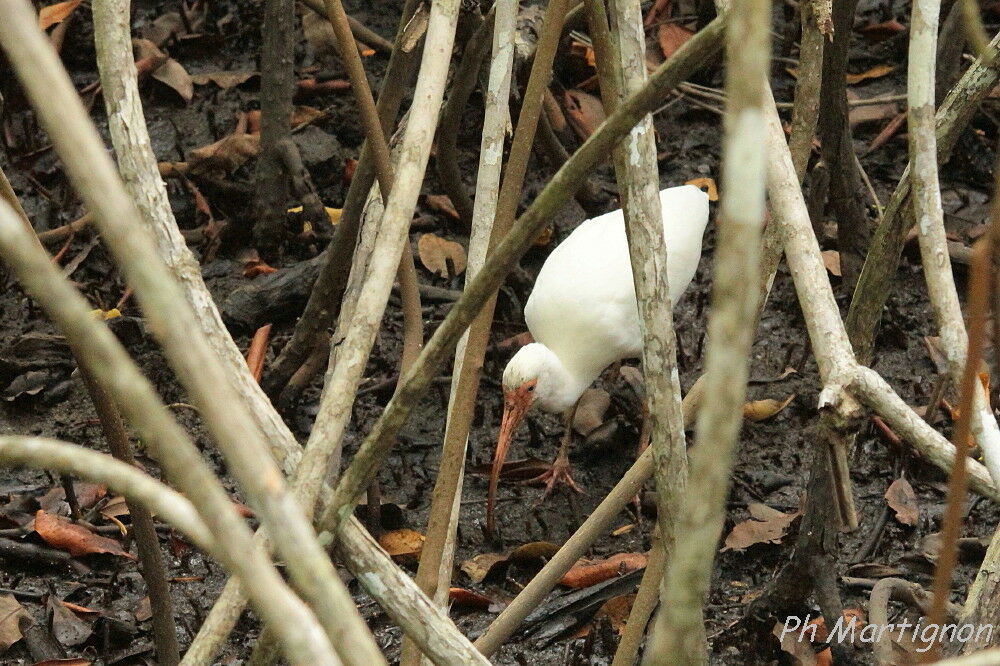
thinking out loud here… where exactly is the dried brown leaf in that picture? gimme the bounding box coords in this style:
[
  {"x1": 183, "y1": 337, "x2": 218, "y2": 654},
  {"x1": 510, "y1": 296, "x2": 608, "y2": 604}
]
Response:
[
  {"x1": 885, "y1": 478, "x2": 919, "y2": 526},
  {"x1": 187, "y1": 133, "x2": 260, "y2": 176},
  {"x1": 378, "y1": 528, "x2": 424, "y2": 561},
  {"x1": 33, "y1": 510, "x2": 134, "y2": 559},
  {"x1": 821, "y1": 250, "x2": 841, "y2": 277},
  {"x1": 722, "y1": 503, "x2": 800, "y2": 551},
  {"x1": 858, "y1": 19, "x2": 907, "y2": 42},
  {"x1": 190, "y1": 71, "x2": 258, "y2": 88},
  {"x1": 425, "y1": 194, "x2": 460, "y2": 220},
  {"x1": 559, "y1": 552, "x2": 647, "y2": 588},
  {"x1": 39, "y1": 0, "x2": 81, "y2": 30},
  {"x1": 564, "y1": 89, "x2": 607, "y2": 141},
  {"x1": 460, "y1": 553, "x2": 508, "y2": 583},
  {"x1": 417, "y1": 233, "x2": 467, "y2": 278},
  {"x1": 133, "y1": 39, "x2": 192, "y2": 102},
  {"x1": 846, "y1": 64, "x2": 895, "y2": 85},
  {"x1": 0, "y1": 593, "x2": 29, "y2": 653},
  {"x1": 448, "y1": 587, "x2": 493, "y2": 610},
  {"x1": 742, "y1": 394, "x2": 795, "y2": 422},
  {"x1": 657, "y1": 23, "x2": 693, "y2": 60}
]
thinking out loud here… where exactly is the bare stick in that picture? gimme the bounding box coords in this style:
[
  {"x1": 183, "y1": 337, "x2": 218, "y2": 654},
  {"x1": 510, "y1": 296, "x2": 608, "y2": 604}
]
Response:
[
  {"x1": 907, "y1": 0, "x2": 1000, "y2": 486},
  {"x1": 253, "y1": 0, "x2": 297, "y2": 254},
  {"x1": 817, "y1": 0, "x2": 868, "y2": 290},
  {"x1": 787, "y1": 0, "x2": 827, "y2": 181},
  {"x1": 91, "y1": 0, "x2": 300, "y2": 473},
  {"x1": 926, "y1": 235, "x2": 994, "y2": 658},
  {"x1": 611, "y1": 528, "x2": 665, "y2": 666},
  {"x1": 319, "y1": 0, "x2": 424, "y2": 544},
  {"x1": 0, "y1": 200, "x2": 338, "y2": 666},
  {"x1": 649, "y1": 0, "x2": 770, "y2": 660},
  {"x1": 335, "y1": 517, "x2": 491, "y2": 666},
  {"x1": 401, "y1": 1, "x2": 516, "y2": 664},
  {"x1": 435, "y1": 10, "x2": 495, "y2": 226},
  {"x1": 77, "y1": 367, "x2": 180, "y2": 666},
  {"x1": 0, "y1": 4, "x2": 381, "y2": 662}
]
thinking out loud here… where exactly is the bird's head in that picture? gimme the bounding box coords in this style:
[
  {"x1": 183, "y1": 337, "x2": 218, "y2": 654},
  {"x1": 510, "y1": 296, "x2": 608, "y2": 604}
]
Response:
[{"x1": 488, "y1": 343, "x2": 564, "y2": 534}]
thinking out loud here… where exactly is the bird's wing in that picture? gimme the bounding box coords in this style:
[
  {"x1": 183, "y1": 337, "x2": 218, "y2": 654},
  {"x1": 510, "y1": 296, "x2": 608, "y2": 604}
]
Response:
[{"x1": 524, "y1": 210, "x2": 642, "y2": 372}]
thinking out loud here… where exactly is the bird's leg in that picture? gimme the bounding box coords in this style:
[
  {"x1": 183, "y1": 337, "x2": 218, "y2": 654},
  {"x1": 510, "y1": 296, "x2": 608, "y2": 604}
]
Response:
[{"x1": 523, "y1": 405, "x2": 583, "y2": 496}]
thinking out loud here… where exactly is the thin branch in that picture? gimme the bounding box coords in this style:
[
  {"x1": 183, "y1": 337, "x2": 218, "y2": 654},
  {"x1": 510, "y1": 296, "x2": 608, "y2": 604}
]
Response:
[
  {"x1": 401, "y1": 0, "x2": 516, "y2": 663},
  {"x1": 928, "y1": 224, "x2": 996, "y2": 654},
  {"x1": 77, "y1": 366, "x2": 180, "y2": 666},
  {"x1": 650, "y1": 0, "x2": 770, "y2": 659},
  {"x1": 435, "y1": 10, "x2": 495, "y2": 227},
  {"x1": 788, "y1": 0, "x2": 826, "y2": 181}
]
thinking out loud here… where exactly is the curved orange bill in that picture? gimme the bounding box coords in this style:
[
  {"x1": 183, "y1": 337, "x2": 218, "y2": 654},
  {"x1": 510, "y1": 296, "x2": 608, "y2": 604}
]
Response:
[{"x1": 486, "y1": 389, "x2": 532, "y2": 537}]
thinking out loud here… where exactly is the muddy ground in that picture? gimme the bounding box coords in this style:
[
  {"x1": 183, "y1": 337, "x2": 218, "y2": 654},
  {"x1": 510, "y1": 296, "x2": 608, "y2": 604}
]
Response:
[{"x1": 1, "y1": 0, "x2": 999, "y2": 664}]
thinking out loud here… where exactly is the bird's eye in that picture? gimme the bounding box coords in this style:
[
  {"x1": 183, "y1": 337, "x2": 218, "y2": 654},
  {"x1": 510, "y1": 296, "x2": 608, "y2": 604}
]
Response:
[{"x1": 526, "y1": 385, "x2": 535, "y2": 392}]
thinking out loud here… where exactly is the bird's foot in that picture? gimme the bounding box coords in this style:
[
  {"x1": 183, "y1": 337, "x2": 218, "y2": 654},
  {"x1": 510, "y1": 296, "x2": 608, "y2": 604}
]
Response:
[{"x1": 521, "y1": 455, "x2": 583, "y2": 498}]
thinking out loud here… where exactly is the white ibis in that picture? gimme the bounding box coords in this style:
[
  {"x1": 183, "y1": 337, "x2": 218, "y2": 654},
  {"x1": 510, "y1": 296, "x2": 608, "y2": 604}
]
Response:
[{"x1": 488, "y1": 184, "x2": 710, "y2": 534}]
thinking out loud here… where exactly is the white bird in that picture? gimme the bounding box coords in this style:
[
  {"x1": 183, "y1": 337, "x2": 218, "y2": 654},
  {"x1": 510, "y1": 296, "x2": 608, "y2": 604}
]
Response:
[{"x1": 488, "y1": 184, "x2": 710, "y2": 534}]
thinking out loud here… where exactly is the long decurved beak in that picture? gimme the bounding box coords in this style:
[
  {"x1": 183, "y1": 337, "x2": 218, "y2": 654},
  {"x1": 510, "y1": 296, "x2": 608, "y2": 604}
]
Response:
[{"x1": 487, "y1": 391, "x2": 530, "y2": 537}]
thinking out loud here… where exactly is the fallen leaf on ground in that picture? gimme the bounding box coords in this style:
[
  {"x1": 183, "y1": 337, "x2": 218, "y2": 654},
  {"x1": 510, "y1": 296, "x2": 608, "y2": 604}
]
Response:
[
  {"x1": 134, "y1": 596, "x2": 152, "y2": 623},
  {"x1": 858, "y1": 19, "x2": 906, "y2": 41},
  {"x1": 685, "y1": 176, "x2": 718, "y2": 201},
  {"x1": 48, "y1": 595, "x2": 92, "y2": 647},
  {"x1": 190, "y1": 71, "x2": 258, "y2": 88},
  {"x1": 417, "y1": 233, "x2": 467, "y2": 278},
  {"x1": 33, "y1": 659, "x2": 93, "y2": 666},
  {"x1": 496, "y1": 331, "x2": 534, "y2": 351},
  {"x1": 448, "y1": 587, "x2": 493, "y2": 610},
  {"x1": 378, "y1": 528, "x2": 424, "y2": 561},
  {"x1": 460, "y1": 553, "x2": 508, "y2": 583},
  {"x1": 133, "y1": 39, "x2": 193, "y2": 102},
  {"x1": 564, "y1": 89, "x2": 607, "y2": 140},
  {"x1": 460, "y1": 541, "x2": 561, "y2": 583},
  {"x1": 849, "y1": 102, "x2": 900, "y2": 129},
  {"x1": 33, "y1": 510, "x2": 134, "y2": 559},
  {"x1": 773, "y1": 617, "x2": 832, "y2": 666},
  {"x1": 657, "y1": 23, "x2": 693, "y2": 60},
  {"x1": 594, "y1": 594, "x2": 635, "y2": 635},
  {"x1": 425, "y1": 194, "x2": 460, "y2": 220},
  {"x1": 39, "y1": 0, "x2": 81, "y2": 30},
  {"x1": 559, "y1": 552, "x2": 647, "y2": 588},
  {"x1": 846, "y1": 64, "x2": 894, "y2": 85},
  {"x1": 99, "y1": 495, "x2": 130, "y2": 520},
  {"x1": 573, "y1": 388, "x2": 611, "y2": 436},
  {"x1": 885, "y1": 478, "x2": 919, "y2": 526},
  {"x1": 0, "y1": 593, "x2": 29, "y2": 652},
  {"x1": 187, "y1": 133, "x2": 260, "y2": 176},
  {"x1": 821, "y1": 250, "x2": 841, "y2": 277},
  {"x1": 722, "y1": 503, "x2": 800, "y2": 551},
  {"x1": 38, "y1": 483, "x2": 107, "y2": 514},
  {"x1": 743, "y1": 394, "x2": 795, "y2": 422}
]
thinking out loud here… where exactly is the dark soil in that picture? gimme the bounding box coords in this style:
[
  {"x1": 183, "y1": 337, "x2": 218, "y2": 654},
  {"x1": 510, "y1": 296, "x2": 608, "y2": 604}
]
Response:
[{"x1": 2, "y1": 1, "x2": 999, "y2": 664}]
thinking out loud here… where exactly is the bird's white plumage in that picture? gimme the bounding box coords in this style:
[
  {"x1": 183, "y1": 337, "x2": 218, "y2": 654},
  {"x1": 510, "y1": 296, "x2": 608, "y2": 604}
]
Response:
[{"x1": 504, "y1": 184, "x2": 709, "y2": 413}]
